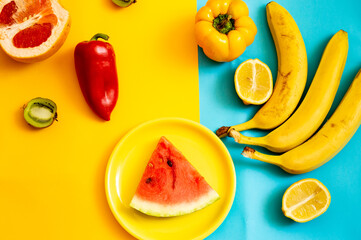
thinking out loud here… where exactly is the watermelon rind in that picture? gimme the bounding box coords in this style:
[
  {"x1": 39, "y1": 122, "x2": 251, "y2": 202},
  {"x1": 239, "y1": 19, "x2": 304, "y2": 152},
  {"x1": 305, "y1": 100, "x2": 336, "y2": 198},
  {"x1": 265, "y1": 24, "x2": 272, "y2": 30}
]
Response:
[{"x1": 130, "y1": 188, "x2": 220, "y2": 217}]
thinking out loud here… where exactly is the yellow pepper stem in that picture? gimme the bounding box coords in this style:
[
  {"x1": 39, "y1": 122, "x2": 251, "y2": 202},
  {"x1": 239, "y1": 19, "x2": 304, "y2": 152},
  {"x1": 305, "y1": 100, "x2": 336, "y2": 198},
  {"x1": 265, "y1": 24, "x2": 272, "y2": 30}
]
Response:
[{"x1": 213, "y1": 14, "x2": 235, "y2": 34}]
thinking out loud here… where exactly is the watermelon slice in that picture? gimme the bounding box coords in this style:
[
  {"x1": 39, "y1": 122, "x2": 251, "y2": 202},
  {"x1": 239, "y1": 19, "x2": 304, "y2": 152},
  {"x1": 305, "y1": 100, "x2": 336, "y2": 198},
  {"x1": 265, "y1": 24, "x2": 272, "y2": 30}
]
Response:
[{"x1": 130, "y1": 136, "x2": 220, "y2": 217}]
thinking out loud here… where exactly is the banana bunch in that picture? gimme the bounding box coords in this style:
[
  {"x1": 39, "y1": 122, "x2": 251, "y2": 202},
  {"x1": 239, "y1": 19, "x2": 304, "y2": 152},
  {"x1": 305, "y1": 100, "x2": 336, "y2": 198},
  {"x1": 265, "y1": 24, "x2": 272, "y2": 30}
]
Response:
[
  {"x1": 220, "y1": 2, "x2": 361, "y2": 174},
  {"x1": 242, "y1": 69, "x2": 361, "y2": 174},
  {"x1": 229, "y1": 30, "x2": 348, "y2": 153},
  {"x1": 216, "y1": 2, "x2": 307, "y2": 138}
]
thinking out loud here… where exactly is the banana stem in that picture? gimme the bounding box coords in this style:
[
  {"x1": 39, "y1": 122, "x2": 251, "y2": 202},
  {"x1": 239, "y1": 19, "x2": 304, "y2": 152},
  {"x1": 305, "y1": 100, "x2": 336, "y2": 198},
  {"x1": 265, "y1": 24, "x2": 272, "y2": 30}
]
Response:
[
  {"x1": 228, "y1": 129, "x2": 267, "y2": 148},
  {"x1": 242, "y1": 147, "x2": 282, "y2": 166},
  {"x1": 216, "y1": 120, "x2": 256, "y2": 138}
]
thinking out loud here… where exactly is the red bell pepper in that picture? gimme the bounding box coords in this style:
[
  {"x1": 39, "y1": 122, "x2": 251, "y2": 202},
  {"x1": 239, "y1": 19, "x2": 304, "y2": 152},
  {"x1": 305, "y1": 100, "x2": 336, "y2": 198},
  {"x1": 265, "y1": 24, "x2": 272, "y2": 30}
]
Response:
[{"x1": 74, "y1": 33, "x2": 118, "y2": 121}]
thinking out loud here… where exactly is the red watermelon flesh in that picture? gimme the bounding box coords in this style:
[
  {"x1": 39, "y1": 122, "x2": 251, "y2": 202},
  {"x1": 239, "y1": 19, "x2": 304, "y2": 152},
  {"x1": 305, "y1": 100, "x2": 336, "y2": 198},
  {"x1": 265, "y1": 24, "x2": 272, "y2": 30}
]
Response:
[{"x1": 130, "y1": 136, "x2": 220, "y2": 217}]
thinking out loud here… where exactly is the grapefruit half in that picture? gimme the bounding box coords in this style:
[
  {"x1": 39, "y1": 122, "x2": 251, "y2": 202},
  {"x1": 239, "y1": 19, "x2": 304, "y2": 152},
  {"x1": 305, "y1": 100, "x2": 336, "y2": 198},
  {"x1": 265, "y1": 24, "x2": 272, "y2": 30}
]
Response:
[{"x1": 0, "y1": 0, "x2": 70, "y2": 62}]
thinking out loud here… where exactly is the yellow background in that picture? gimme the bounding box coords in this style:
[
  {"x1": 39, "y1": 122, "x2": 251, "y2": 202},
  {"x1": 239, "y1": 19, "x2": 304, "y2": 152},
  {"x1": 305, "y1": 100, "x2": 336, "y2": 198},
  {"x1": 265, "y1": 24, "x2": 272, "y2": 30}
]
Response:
[{"x1": 0, "y1": 0, "x2": 198, "y2": 239}]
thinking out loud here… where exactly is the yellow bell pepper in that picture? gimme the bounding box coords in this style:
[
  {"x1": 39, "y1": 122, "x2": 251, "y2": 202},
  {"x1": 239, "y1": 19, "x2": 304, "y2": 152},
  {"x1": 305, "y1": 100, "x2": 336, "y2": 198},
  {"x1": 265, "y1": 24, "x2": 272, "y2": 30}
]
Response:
[{"x1": 195, "y1": 0, "x2": 257, "y2": 62}]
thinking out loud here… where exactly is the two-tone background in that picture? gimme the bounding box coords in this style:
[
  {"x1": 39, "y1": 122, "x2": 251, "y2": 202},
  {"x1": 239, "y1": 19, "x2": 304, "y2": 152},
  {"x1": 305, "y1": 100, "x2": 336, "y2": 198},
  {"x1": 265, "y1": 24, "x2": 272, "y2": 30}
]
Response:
[{"x1": 1, "y1": 0, "x2": 360, "y2": 239}]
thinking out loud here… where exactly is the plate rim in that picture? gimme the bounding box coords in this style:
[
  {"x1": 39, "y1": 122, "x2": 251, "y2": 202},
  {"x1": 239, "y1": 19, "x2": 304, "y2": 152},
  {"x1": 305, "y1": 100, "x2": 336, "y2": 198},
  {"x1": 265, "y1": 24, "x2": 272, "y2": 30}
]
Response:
[{"x1": 105, "y1": 117, "x2": 236, "y2": 240}]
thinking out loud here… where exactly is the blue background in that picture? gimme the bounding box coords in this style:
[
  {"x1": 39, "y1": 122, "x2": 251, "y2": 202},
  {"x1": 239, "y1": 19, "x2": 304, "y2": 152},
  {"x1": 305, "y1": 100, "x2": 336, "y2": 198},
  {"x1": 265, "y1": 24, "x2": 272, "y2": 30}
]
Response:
[{"x1": 198, "y1": 0, "x2": 361, "y2": 239}]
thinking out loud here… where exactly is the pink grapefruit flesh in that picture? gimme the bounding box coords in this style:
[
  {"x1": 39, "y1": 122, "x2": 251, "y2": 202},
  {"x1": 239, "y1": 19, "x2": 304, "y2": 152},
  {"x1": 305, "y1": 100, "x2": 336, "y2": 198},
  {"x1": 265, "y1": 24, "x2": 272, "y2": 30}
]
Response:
[{"x1": 0, "y1": 0, "x2": 57, "y2": 48}]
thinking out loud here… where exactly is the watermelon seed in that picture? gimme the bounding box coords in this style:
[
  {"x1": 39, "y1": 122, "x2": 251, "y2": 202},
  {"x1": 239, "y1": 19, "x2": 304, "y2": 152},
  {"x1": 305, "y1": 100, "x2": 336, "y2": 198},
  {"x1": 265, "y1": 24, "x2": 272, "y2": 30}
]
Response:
[
  {"x1": 167, "y1": 160, "x2": 173, "y2": 167},
  {"x1": 146, "y1": 178, "x2": 152, "y2": 184}
]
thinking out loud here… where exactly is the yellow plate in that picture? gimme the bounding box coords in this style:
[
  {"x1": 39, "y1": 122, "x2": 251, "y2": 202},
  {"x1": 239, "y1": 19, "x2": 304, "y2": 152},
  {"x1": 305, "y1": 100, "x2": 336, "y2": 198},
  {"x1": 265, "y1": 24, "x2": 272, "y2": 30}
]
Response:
[{"x1": 105, "y1": 117, "x2": 236, "y2": 240}]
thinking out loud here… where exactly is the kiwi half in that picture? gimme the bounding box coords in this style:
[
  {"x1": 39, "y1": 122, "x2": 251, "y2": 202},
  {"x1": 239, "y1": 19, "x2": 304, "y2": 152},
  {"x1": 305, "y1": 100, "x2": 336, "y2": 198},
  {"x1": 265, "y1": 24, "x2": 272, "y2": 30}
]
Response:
[
  {"x1": 23, "y1": 97, "x2": 57, "y2": 128},
  {"x1": 112, "y1": 0, "x2": 135, "y2": 7}
]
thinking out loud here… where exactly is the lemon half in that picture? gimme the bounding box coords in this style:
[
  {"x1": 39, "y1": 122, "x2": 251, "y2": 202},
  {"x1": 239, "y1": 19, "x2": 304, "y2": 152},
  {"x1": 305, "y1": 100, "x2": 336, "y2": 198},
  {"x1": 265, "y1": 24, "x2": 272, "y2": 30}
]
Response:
[
  {"x1": 234, "y1": 59, "x2": 273, "y2": 105},
  {"x1": 282, "y1": 178, "x2": 331, "y2": 223}
]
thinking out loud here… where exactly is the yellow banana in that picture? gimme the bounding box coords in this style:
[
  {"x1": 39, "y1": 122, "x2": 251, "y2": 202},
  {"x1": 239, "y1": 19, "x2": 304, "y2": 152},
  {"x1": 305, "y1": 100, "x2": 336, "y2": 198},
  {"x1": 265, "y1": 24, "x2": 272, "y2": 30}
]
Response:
[
  {"x1": 216, "y1": 1, "x2": 307, "y2": 138},
  {"x1": 229, "y1": 30, "x2": 348, "y2": 153},
  {"x1": 241, "y1": 69, "x2": 361, "y2": 174}
]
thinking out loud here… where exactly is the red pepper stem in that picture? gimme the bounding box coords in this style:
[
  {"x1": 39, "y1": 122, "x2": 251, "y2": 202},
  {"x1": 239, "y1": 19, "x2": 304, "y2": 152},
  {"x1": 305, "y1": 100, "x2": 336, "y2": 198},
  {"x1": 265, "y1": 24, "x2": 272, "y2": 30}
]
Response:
[{"x1": 90, "y1": 33, "x2": 110, "y2": 41}]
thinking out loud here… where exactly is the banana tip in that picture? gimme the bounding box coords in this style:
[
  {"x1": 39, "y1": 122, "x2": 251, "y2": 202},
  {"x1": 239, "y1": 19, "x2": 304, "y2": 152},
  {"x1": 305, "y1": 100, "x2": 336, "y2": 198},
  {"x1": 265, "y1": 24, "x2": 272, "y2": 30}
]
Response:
[
  {"x1": 340, "y1": 29, "x2": 348, "y2": 35},
  {"x1": 266, "y1": 1, "x2": 277, "y2": 7}
]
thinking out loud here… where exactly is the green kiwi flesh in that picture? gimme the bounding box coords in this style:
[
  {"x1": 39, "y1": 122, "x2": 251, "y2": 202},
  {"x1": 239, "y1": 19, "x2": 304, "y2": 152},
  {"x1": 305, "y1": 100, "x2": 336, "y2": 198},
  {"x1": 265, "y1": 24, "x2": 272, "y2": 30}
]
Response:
[{"x1": 24, "y1": 97, "x2": 57, "y2": 128}]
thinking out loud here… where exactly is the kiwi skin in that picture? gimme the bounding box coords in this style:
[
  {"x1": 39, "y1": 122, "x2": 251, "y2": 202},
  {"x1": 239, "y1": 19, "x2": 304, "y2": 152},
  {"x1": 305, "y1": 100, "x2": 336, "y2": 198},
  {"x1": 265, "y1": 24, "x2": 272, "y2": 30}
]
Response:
[
  {"x1": 112, "y1": 0, "x2": 136, "y2": 7},
  {"x1": 23, "y1": 97, "x2": 58, "y2": 128}
]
